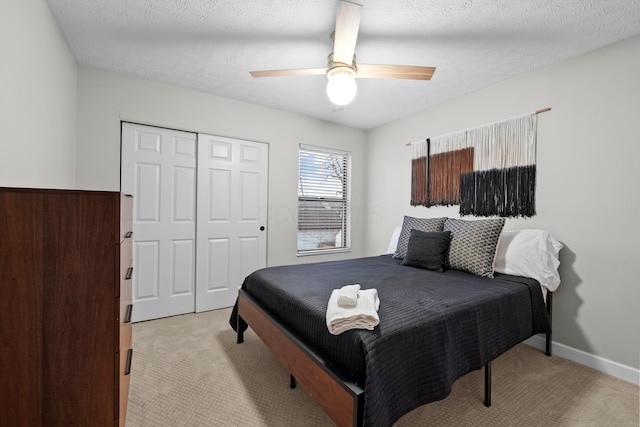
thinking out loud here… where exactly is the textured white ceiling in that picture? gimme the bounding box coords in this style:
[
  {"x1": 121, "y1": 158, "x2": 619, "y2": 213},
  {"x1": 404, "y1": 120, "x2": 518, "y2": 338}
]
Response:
[{"x1": 46, "y1": 0, "x2": 640, "y2": 129}]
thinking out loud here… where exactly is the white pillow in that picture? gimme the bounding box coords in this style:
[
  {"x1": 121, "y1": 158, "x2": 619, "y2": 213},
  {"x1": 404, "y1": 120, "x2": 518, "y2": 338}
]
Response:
[
  {"x1": 386, "y1": 226, "x2": 402, "y2": 254},
  {"x1": 493, "y1": 229, "x2": 563, "y2": 292}
]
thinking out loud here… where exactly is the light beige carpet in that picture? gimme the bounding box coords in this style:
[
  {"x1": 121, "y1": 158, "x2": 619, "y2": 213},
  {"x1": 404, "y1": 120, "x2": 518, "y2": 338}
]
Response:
[{"x1": 126, "y1": 308, "x2": 639, "y2": 427}]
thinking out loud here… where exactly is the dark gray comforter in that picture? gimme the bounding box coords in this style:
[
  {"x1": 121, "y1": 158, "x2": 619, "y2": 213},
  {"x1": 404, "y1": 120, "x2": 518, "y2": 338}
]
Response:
[{"x1": 230, "y1": 255, "x2": 550, "y2": 427}]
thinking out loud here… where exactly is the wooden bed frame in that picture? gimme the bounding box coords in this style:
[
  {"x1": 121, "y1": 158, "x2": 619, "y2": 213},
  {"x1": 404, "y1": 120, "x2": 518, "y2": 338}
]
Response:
[{"x1": 236, "y1": 289, "x2": 552, "y2": 427}]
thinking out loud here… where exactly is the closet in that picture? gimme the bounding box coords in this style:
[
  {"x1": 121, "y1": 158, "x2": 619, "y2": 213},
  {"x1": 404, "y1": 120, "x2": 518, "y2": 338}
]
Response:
[
  {"x1": 0, "y1": 187, "x2": 133, "y2": 426},
  {"x1": 121, "y1": 123, "x2": 268, "y2": 322}
]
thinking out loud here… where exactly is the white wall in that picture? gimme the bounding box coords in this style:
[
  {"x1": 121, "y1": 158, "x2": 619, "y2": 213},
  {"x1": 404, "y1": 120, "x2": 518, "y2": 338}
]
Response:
[
  {"x1": 364, "y1": 35, "x2": 640, "y2": 369},
  {"x1": 0, "y1": 0, "x2": 77, "y2": 188},
  {"x1": 76, "y1": 66, "x2": 367, "y2": 267}
]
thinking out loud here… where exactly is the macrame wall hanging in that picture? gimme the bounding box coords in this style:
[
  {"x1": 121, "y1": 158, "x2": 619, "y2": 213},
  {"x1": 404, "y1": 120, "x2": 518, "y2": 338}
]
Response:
[{"x1": 410, "y1": 108, "x2": 549, "y2": 218}]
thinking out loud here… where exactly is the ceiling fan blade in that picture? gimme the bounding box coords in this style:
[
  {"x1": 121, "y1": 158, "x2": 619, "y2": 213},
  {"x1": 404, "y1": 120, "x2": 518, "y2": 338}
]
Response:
[
  {"x1": 333, "y1": 1, "x2": 363, "y2": 65},
  {"x1": 356, "y1": 64, "x2": 436, "y2": 80},
  {"x1": 250, "y1": 68, "x2": 327, "y2": 78}
]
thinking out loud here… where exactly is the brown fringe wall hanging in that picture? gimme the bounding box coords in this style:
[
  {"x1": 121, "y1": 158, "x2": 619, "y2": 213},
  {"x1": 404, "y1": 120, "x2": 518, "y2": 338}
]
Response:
[
  {"x1": 428, "y1": 147, "x2": 474, "y2": 205},
  {"x1": 409, "y1": 109, "x2": 546, "y2": 218}
]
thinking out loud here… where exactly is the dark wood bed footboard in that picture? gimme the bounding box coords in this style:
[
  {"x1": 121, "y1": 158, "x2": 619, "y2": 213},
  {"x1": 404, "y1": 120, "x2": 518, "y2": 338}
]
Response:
[
  {"x1": 546, "y1": 292, "x2": 553, "y2": 356},
  {"x1": 237, "y1": 289, "x2": 364, "y2": 427},
  {"x1": 236, "y1": 288, "x2": 553, "y2": 426}
]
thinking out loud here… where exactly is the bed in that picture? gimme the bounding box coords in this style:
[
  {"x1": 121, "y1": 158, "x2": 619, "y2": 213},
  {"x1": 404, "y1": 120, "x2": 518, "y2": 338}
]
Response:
[{"x1": 229, "y1": 220, "x2": 561, "y2": 427}]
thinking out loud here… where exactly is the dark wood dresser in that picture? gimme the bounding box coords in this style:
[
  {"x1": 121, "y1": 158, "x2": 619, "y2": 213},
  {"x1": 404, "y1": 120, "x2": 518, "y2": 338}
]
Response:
[{"x1": 0, "y1": 187, "x2": 133, "y2": 427}]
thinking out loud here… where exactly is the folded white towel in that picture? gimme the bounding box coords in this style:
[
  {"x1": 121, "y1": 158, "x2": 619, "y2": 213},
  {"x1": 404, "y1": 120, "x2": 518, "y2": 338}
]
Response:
[
  {"x1": 337, "y1": 284, "x2": 360, "y2": 308},
  {"x1": 326, "y1": 288, "x2": 380, "y2": 335}
]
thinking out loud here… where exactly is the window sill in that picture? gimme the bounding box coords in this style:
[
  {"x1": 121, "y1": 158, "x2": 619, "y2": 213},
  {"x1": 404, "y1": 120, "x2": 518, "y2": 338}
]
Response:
[{"x1": 297, "y1": 248, "x2": 352, "y2": 257}]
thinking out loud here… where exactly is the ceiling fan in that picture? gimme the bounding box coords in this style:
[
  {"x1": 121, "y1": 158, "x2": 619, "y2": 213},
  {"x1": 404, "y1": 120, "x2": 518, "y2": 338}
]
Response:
[{"x1": 249, "y1": 0, "x2": 436, "y2": 106}]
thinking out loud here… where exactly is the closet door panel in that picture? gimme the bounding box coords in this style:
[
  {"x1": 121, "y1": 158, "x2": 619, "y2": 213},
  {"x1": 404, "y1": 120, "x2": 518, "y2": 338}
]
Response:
[
  {"x1": 240, "y1": 171, "x2": 260, "y2": 220},
  {"x1": 171, "y1": 239, "x2": 195, "y2": 295},
  {"x1": 134, "y1": 240, "x2": 160, "y2": 300},
  {"x1": 209, "y1": 168, "x2": 231, "y2": 221},
  {"x1": 122, "y1": 123, "x2": 196, "y2": 322},
  {"x1": 206, "y1": 238, "x2": 231, "y2": 291},
  {"x1": 196, "y1": 134, "x2": 268, "y2": 312}
]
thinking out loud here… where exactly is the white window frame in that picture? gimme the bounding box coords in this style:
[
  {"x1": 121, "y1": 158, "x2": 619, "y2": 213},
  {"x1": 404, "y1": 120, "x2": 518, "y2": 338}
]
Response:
[{"x1": 297, "y1": 144, "x2": 351, "y2": 256}]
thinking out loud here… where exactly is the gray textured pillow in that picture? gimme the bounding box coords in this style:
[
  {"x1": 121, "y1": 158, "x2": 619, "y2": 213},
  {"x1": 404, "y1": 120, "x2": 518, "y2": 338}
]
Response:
[
  {"x1": 393, "y1": 216, "x2": 447, "y2": 259},
  {"x1": 443, "y1": 217, "x2": 506, "y2": 277}
]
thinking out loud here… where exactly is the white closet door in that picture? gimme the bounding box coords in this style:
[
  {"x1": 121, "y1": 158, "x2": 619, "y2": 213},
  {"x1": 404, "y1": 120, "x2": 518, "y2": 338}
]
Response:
[
  {"x1": 196, "y1": 134, "x2": 268, "y2": 312},
  {"x1": 122, "y1": 123, "x2": 197, "y2": 322}
]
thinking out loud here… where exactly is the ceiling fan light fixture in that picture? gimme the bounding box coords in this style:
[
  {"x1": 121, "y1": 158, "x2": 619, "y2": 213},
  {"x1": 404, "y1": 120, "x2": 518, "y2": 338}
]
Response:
[{"x1": 326, "y1": 66, "x2": 357, "y2": 106}]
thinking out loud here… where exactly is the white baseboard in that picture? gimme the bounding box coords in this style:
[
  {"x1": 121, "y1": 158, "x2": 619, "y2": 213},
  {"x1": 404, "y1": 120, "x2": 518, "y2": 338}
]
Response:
[{"x1": 523, "y1": 335, "x2": 640, "y2": 386}]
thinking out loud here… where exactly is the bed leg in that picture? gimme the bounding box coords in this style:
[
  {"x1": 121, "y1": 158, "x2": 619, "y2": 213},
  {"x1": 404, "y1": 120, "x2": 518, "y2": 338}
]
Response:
[
  {"x1": 484, "y1": 362, "x2": 491, "y2": 407},
  {"x1": 545, "y1": 292, "x2": 553, "y2": 357},
  {"x1": 290, "y1": 375, "x2": 296, "y2": 389},
  {"x1": 236, "y1": 315, "x2": 244, "y2": 344}
]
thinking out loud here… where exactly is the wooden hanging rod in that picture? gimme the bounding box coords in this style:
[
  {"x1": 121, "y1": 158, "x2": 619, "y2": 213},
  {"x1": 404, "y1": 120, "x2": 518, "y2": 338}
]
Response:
[{"x1": 405, "y1": 107, "x2": 551, "y2": 146}]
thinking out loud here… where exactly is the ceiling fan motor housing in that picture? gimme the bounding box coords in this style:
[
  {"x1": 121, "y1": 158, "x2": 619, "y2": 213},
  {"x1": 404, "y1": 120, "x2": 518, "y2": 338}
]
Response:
[{"x1": 327, "y1": 52, "x2": 357, "y2": 75}]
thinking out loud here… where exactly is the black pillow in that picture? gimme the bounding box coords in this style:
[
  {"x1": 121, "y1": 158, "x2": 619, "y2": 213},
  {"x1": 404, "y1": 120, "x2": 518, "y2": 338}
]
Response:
[{"x1": 401, "y1": 230, "x2": 452, "y2": 272}]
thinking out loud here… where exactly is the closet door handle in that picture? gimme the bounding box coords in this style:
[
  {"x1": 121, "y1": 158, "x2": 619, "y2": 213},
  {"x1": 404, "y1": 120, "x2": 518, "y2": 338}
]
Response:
[
  {"x1": 126, "y1": 267, "x2": 133, "y2": 280},
  {"x1": 125, "y1": 304, "x2": 133, "y2": 324},
  {"x1": 125, "y1": 349, "x2": 133, "y2": 375},
  {"x1": 125, "y1": 231, "x2": 133, "y2": 238}
]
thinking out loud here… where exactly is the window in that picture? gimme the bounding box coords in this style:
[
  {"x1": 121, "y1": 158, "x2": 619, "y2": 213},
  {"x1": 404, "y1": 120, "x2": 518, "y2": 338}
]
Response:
[{"x1": 298, "y1": 144, "x2": 351, "y2": 254}]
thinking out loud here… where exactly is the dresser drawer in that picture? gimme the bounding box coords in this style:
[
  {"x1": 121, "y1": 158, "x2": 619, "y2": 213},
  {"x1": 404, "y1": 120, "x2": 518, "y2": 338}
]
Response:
[
  {"x1": 118, "y1": 347, "x2": 133, "y2": 427},
  {"x1": 119, "y1": 262, "x2": 133, "y2": 330},
  {"x1": 120, "y1": 194, "x2": 133, "y2": 242},
  {"x1": 120, "y1": 321, "x2": 132, "y2": 354},
  {"x1": 119, "y1": 238, "x2": 133, "y2": 288}
]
